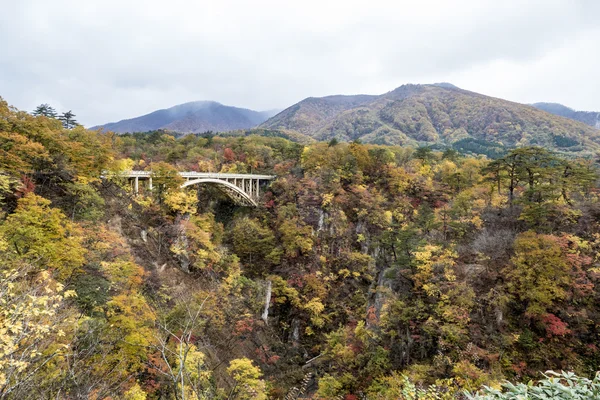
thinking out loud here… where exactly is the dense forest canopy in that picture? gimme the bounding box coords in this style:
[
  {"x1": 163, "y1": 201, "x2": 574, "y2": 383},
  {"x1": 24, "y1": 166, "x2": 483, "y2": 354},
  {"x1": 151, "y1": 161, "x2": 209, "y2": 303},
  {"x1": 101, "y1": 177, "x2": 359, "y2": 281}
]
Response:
[{"x1": 1, "y1": 96, "x2": 600, "y2": 399}]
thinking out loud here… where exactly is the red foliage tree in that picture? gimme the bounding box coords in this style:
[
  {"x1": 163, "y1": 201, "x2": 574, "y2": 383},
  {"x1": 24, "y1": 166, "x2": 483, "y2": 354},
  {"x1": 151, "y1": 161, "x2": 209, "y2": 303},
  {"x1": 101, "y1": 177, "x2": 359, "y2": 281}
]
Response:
[{"x1": 223, "y1": 148, "x2": 236, "y2": 162}]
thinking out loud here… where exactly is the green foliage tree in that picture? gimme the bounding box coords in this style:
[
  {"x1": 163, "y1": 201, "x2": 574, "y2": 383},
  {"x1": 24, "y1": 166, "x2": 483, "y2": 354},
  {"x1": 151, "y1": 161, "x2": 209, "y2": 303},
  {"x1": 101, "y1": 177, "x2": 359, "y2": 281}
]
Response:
[
  {"x1": 415, "y1": 146, "x2": 435, "y2": 162},
  {"x1": 61, "y1": 181, "x2": 105, "y2": 221},
  {"x1": 58, "y1": 110, "x2": 78, "y2": 129},
  {"x1": 468, "y1": 371, "x2": 600, "y2": 399},
  {"x1": 32, "y1": 103, "x2": 57, "y2": 118},
  {"x1": 229, "y1": 217, "x2": 277, "y2": 274},
  {"x1": 367, "y1": 372, "x2": 459, "y2": 399},
  {"x1": 316, "y1": 374, "x2": 344, "y2": 399}
]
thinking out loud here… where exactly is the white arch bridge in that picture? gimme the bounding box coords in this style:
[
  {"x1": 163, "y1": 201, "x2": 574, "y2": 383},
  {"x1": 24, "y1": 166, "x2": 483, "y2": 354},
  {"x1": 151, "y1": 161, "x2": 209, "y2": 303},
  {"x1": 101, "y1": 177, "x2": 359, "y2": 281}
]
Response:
[{"x1": 122, "y1": 171, "x2": 276, "y2": 207}]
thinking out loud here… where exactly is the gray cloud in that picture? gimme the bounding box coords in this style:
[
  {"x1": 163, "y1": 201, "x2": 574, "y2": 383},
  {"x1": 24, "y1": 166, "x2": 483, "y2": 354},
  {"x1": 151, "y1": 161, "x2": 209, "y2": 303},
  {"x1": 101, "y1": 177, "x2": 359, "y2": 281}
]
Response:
[{"x1": 1, "y1": 0, "x2": 598, "y2": 126}]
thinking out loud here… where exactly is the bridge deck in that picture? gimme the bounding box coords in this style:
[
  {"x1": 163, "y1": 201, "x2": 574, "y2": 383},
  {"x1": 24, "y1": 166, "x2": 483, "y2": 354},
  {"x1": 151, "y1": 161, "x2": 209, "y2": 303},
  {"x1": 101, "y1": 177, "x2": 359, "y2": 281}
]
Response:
[{"x1": 122, "y1": 171, "x2": 275, "y2": 180}]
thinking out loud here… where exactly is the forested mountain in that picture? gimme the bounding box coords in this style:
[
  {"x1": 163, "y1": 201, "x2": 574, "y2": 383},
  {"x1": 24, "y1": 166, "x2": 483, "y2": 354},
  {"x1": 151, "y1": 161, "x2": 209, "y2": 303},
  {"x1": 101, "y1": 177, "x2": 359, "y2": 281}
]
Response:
[
  {"x1": 532, "y1": 102, "x2": 600, "y2": 129},
  {"x1": 92, "y1": 101, "x2": 277, "y2": 133},
  {"x1": 259, "y1": 94, "x2": 377, "y2": 135},
  {"x1": 2, "y1": 95, "x2": 600, "y2": 399},
  {"x1": 92, "y1": 87, "x2": 600, "y2": 160},
  {"x1": 261, "y1": 84, "x2": 600, "y2": 156}
]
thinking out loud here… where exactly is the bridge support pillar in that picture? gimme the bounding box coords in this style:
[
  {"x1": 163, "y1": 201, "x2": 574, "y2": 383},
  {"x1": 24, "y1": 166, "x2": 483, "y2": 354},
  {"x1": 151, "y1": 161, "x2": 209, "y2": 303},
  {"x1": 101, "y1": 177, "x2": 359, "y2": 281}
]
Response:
[{"x1": 118, "y1": 171, "x2": 274, "y2": 206}]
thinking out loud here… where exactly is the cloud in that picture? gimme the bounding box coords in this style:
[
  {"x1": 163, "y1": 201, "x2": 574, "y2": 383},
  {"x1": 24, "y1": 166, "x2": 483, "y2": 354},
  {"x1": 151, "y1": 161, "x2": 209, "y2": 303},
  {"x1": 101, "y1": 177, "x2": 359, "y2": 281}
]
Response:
[{"x1": 0, "y1": 0, "x2": 598, "y2": 126}]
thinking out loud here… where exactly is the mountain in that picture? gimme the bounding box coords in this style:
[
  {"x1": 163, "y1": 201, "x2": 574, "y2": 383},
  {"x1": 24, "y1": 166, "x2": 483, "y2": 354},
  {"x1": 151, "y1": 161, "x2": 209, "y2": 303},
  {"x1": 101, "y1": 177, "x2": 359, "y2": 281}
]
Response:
[
  {"x1": 92, "y1": 101, "x2": 277, "y2": 133},
  {"x1": 532, "y1": 102, "x2": 600, "y2": 129},
  {"x1": 261, "y1": 94, "x2": 378, "y2": 135},
  {"x1": 260, "y1": 84, "x2": 600, "y2": 156}
]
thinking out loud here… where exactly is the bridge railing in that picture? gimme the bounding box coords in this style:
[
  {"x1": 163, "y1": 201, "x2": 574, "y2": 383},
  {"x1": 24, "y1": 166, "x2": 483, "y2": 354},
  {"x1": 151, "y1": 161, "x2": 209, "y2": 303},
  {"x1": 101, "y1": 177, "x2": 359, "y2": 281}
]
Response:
[
  {"x1": 179, "y1": 172, "x2": 276, "y2": 180},
  {"x1": 109, "y1": 171, "x2": 275, "y2": 180}
]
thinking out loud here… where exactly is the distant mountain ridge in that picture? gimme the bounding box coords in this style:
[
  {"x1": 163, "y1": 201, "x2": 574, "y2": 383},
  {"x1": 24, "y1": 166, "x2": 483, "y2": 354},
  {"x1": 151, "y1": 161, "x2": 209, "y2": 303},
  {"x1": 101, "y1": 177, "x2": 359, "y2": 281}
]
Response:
[
  {"x1": 92, "y1": 101, "x2": 278, "y2": 133},
  {"x1": 260, "y1": 94, "x2": 377, "y2": 135},
  {"x1": 532, "y1": 102, "x2": 600, "y2": 129},
  {"x1": 260, "y1": 84, "x2": 600, "y2": 156}
]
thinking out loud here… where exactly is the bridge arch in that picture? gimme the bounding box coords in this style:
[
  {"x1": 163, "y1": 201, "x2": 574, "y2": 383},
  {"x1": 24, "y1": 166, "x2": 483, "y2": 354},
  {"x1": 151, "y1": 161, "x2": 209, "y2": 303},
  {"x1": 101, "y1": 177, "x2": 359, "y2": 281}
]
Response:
[{"x1": 181, "y1": 178, "x2": 257, "y2": 207}]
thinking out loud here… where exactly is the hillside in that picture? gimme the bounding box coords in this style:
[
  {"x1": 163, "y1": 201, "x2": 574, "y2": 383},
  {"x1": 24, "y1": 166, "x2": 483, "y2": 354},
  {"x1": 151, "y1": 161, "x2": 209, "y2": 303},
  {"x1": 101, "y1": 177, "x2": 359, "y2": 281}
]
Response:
[
  {"x1": 2, "y1": 96, "x2": 600, "y2": 398},
  {"x1": 261, "y1": 84, "x2": 600, "y2": 156},
  {"x1": 532, "y1": 102, "x2": 600, "y2": 129},
  {"x1": 220, "y1": 127, "x2": 317, "y2": 144},
  {"x1": 93, "y1": 101, "x2": 277, "y2": 133},
  {"x1": 260, "y1": 94, "x2": 377, "y2": 134}
]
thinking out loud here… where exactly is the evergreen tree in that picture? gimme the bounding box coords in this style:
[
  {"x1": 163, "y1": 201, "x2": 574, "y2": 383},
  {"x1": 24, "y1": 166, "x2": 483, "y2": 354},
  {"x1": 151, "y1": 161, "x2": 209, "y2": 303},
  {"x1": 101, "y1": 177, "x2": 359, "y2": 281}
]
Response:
[
  {"x1": 32, "y1": 103, "x2": 57, "y2": 118},
  {"x1": 415, "y1": 146, "x2": 435, "y2": 162},
  {"x1": 58, "y1": 110, "x2": 78, "y2": 129}
]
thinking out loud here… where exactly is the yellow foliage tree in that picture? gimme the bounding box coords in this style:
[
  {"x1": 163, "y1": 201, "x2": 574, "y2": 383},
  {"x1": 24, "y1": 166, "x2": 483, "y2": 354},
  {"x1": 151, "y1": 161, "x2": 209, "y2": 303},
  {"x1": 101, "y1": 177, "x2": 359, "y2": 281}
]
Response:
[
  {"x1": 505, "y1": 232, "x2": 571, "y2": 317},
  {"x1": 164, "y1": 189, "x2": 198, "y2": 215},
  {"x1": 227, "y1": 358, "x2": 267, "y2": 400},
  {"x1": 0, "y1": 266, "x2": 76, "y2": 397},
  {"x1": 0, "y1": 193, "x2": 85, "y2": 280}
]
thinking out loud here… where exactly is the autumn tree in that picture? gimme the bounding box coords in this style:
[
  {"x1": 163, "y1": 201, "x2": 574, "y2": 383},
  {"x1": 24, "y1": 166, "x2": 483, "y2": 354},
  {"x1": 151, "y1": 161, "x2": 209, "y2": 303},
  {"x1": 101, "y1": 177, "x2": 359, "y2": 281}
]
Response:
[
  {"x1": 0, "y1": 174, "x2": 15, "y2": 205},
  {"x1": 99, "y1": 260, "x2": 155, "y2": 388},
  {"x1": 149, "y1": 162, "x2": 184, "y2": 204},
  {"x1": 164, "y1": 189, "x2": 198, "y2": 215},
  {"x1": 226, "y1": 358, "x2": 267, "y2": 400},
  {"x1": 171, "y1": 213, "x2": 223, "y2": 272},
  {"x1": 229, "y1": 217, "x2": 277, "y2": 275},
  {"x1": 149, "y1": 295, "x2": 220, "y2": 400},
  {"x1": 0, "y1": 193, "x2": 85, "y2": 280},
  {"x1": 276, "y1": 204, "x2": 313, "y2": 258},
  {"x1": 0, "y1": 131, "x2": 49, "y2": 173},
  {"x1": 0, "y1": 265, "x2": 77, "y2": 398},
  {"x1": 1, "y1": 99, "x2": 112, "y2": 180},
  {"x1": 503, "y1": 232, "x2": 570, "y2": 317}
]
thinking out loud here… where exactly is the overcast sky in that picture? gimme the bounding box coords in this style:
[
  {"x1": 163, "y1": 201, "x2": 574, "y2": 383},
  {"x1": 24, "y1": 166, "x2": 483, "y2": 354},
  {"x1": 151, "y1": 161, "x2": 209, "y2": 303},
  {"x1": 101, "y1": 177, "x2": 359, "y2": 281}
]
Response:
[{"x1": 1, "y1": 0, "x2": 598, "y2": 127}]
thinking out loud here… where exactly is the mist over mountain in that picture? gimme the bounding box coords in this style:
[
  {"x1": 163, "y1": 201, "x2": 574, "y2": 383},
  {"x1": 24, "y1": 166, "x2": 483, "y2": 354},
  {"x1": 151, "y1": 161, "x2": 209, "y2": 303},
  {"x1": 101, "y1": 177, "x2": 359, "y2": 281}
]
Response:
[
  {"x1": 92, "y1": 101, "x2": 278, "y2": 133},
  {"x1": 260, "y1": 84, "x2": 600, "y2": 156},
  {"x1": 532, "y1": 102, "x2": 600, "y2": 129}
]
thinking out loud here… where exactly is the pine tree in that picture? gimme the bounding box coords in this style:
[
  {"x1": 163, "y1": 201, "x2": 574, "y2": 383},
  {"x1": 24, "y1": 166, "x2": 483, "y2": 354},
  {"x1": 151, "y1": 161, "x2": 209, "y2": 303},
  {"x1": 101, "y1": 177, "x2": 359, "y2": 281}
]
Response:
[
  {"x1": 32, "y1": 103, "x2": 57, "y2": 118},
  {"x1": 58, "y1": 110, "x2": 78, "y2": 129}
]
